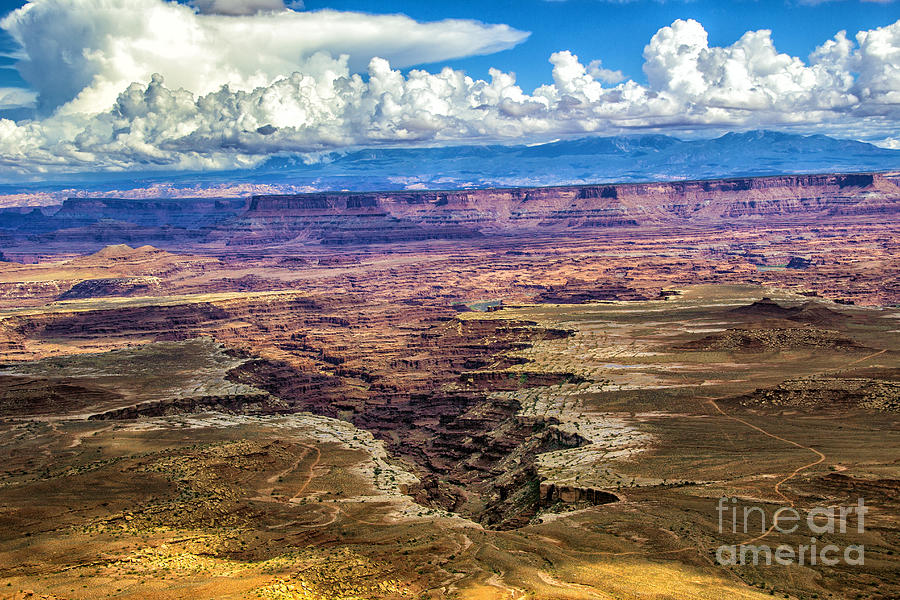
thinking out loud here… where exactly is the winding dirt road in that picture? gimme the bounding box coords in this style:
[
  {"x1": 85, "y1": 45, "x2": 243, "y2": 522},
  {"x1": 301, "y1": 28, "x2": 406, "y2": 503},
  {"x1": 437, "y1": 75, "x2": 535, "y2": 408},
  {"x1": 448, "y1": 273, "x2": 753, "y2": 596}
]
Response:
[{"x1": 705, "y1": 397, "x2": 826, "y2": 544}]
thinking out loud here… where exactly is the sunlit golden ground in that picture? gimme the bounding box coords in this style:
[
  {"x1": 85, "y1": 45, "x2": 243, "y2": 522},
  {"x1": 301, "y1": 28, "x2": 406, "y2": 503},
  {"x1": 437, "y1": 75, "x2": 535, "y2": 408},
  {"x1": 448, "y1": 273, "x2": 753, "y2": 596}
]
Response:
[{"x1": 1, "y1": 284, "x2": 897, "y2": 599}]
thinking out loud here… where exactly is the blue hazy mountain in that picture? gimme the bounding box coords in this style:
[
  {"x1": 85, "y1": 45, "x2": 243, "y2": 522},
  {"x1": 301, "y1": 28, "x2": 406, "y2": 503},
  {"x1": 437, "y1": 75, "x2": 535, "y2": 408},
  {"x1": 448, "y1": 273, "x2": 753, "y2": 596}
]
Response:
[
  {"x1": 2, "y1": 131, "x2": 898, "y2": 194},
  {"x1": 245, "y1": 130, "x2": 900, "y2": 190}
]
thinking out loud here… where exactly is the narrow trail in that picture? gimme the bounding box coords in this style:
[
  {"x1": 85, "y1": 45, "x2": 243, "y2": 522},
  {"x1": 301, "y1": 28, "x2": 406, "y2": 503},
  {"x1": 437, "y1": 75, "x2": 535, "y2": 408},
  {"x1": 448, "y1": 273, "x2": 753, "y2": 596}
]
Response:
[
  {"x1": 587, "y1": 545, "x2": 697, "y2": 557},
  {"x1": 68, "y1": 424, "x2": 115, "y2": 448},
  {"x1": 536, "y1": 570, "x2": 612, "y2": 599},
  {"x1": 701, "y1": 345, "x2": 889, "y2": 544},
  {"x1": 254, "y1": 442, "x2": 320, "y2": 508},
  {"x1": 290, "y1": 443, "x2": 321, "y2": 500},
  {"x1": 483, "y1": 572, "x2": 527, "y2": 600},
  {"x1": 841, "y1": 348, "x2": 887, "y2": 369},
  {"x1": 705, "y1": 398, "x2": 826, "y2": 507},
  {"x1": 704, "y1": 397, "x2": 826, "y2": 544},
  {"x1": 265, "y1": 443, "x2": 329, "y2": 529},
  {"x1": 266, "y1": 448, "x2": 310, "y2": 486},
  {"x1": 268, "y1": 505, "x2": 340, "y2": 530},
  {"x1": 570, "y1": 393, "x2": 829, "y2": 559}
]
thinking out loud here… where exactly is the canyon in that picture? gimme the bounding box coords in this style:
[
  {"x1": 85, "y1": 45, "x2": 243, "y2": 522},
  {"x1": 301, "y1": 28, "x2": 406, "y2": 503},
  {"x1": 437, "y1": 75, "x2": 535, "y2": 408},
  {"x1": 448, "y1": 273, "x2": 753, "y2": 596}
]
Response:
[{"x1": 0, "y1": 171, "x2": 897, "y2": 600}]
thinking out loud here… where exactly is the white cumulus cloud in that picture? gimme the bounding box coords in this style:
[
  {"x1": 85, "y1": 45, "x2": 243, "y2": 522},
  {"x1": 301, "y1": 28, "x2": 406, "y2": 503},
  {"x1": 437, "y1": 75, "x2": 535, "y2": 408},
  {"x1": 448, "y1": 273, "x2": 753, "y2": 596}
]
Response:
[
  {"x1": 0, "y1": 2, "x2": 899, "y2": 178},
  {"x1": 1, "y1": 0, "x2": 529, "y2": 114},
  {"x1": 192, "y1": 0, "x2": 295, "y2": 15},
  {"x1": 587, "y1": 59, "x2": 626, "y2": 84},
  {"x1": 0, "y1": 87, "x2": 37, "y2": 109}
]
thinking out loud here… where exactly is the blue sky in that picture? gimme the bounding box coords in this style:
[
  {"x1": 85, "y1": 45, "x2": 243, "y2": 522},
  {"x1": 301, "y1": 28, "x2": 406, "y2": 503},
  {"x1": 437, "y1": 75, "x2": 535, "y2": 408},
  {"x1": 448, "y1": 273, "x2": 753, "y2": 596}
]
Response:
[
  {"x1": 2, "y1": 0, "x2": 898, "y2": 92},
  {"x1": 0, "y1": 0, "x2": 897, "y2": 178},
  {"x1": 300, "y1": 0, "x2": 900, "y2": 90}
]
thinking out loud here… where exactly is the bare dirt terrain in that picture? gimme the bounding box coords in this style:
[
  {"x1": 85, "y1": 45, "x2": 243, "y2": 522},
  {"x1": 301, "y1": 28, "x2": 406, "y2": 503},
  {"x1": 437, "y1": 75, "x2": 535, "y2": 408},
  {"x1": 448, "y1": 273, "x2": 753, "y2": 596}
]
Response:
[{"x1": 0, "y1": 173, "x2": 897, "y2": 599}]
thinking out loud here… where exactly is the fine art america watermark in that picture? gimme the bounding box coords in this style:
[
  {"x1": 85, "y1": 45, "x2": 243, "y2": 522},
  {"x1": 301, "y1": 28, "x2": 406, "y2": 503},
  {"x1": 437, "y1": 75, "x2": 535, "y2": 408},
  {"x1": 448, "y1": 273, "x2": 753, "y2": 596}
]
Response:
[{"x1": 715, "y1": 497, "x2": 867, "y2": 566}]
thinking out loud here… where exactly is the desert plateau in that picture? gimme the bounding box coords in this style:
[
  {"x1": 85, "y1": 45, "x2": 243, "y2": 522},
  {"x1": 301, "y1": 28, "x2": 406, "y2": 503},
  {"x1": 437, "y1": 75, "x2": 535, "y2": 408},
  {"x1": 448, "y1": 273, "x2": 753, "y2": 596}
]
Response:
[
  {"x1": 0, "y1": 170, "x2": 895, "y2": 599},
  {"x1": 2, "y1": 0, "x2": 900, "y2": 597}
]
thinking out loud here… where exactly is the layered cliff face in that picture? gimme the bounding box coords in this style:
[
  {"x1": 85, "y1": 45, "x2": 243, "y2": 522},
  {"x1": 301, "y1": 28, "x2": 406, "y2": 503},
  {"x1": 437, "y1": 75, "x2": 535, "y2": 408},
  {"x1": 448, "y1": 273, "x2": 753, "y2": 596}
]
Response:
[
  {"x1": 50, "y1": 197, "x2": 248, "y2": 229},
  {"x1": 0, "y1": 172, "x2": 896, "y2": 253},
  {"x1": 221, "y1": 172, "x2": 899, "y2": 245},
  {"x1": 218, "y1": 193, "x2": 481, "y2": 245},
  {"x1": 0, "y1": 198, "x2": 247, "y2": 257}
]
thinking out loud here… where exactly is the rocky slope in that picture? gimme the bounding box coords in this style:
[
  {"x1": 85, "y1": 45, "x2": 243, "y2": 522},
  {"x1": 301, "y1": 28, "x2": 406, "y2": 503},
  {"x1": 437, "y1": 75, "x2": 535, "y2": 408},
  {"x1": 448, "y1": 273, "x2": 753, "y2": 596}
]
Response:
[
  {"x1": 58, "y1": 276, "x2": 162, "y2": 300},
  {"x1": 736, "y1": 375, "x2": 900, "y2": 412}
]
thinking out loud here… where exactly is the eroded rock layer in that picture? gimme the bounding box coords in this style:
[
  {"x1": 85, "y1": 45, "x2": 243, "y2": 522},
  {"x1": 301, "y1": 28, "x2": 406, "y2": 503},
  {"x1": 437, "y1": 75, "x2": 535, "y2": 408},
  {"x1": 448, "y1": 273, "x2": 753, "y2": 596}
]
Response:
[
  {"x1": 1, "y1": 172, "x2": 897, "y2": 254},
  {"x1": 227, "y1": 173, "x2": 899, "y2": 244}
]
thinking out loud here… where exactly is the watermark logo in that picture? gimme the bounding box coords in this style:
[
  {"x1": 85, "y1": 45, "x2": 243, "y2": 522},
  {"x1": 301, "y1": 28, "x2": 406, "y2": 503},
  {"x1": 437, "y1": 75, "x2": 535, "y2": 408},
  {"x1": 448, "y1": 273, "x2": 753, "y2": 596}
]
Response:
[{"x1": 714, "y1": 497, "x2": 866, "y2": 566}]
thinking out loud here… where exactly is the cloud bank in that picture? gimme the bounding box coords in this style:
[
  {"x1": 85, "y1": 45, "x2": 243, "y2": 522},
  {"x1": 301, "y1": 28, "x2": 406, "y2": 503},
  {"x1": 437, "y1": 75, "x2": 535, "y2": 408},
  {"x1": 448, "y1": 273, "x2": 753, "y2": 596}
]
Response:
[
  {"x1": 0, "y1": 0, "x2": 899, "y2": 177},
  {"x1": 192, "y1": 0, "x2": 301, "y2": 15},
  {"x1": 2, "y1": 0, "x2": 528, "y2": 114}
]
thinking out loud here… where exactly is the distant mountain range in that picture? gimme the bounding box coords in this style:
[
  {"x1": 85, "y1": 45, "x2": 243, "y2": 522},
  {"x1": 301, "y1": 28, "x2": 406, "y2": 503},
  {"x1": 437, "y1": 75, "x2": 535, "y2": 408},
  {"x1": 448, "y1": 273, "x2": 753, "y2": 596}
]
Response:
[
  {"x1": 2, "y1": 130, "x2": 899, "y2": 195},
  {"x1": 256, "y1": 130, "x2": 900, "y2": 190}
]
